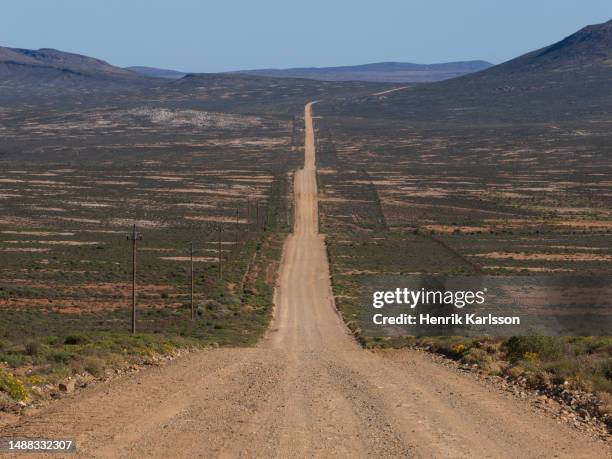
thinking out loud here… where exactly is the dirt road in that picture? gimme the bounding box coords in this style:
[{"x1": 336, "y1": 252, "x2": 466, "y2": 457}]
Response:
[{"x1": 1, "y1": 103, "x2": 608, "y2": 458}]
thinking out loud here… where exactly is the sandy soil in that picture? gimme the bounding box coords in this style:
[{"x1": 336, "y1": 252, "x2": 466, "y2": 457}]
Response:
[{"x1": 1, "y1": 103, "x2": 608, "y2": 458}]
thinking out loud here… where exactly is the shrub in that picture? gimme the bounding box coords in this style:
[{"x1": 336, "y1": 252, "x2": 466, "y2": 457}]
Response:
[
  {"x1": 600, "y1": 359, "x2": 612, "y2": 379},
  {"x1": 162, "y1": 343, "x2": 175, "y2": 354},
  {"x1": 25, "y1": 341, "x2": 41, "y2": 356},
  {"x1": 0, "y1": 371, "x2": 28, "y2": 401},
  {"x1": 525, "y1": 369, "x2": 551, "y2": 387},
  {"x1": 480, "y1": 341, "x2": 500, "y2": 354},
  {"x1": 26, "y1": 375, "x2": 44, "y2": 386},
  {"x1": 450, "y1": 343, "x2": 466, "y2": 356},
  {"x1": 462, "y1": 348, "x2": 490, "y2": 366},
  {"x1": 46, "y1": 335, "x2": 61, "y2": 345},
  {"x1": 596, "y1": 391, "x2": 612, "y2": 416},
  {"x1": 0, "y1": 392, "x2": 15, "y2": 410},
  {"x1": 568, "y1": 373, "x2": 594, "y2": 392},
  {"x1": 49, "y1": 350, "x2": 73, "y2": 363},
  {"x1": 504, "y1": 336, "x2": 564, "y2": 362},
  {"x1": 83, "y1": 357, "x2": 105, "y2": 378},
  {"x1": 64, "y1": 334, "x2": 91, "y2": 345},
  {"x1": 0, "y1": 354, "x2": 27, "y2": 368},
  {"x1": 505, "y1": 365, "x2": 524, "y2": 379}
]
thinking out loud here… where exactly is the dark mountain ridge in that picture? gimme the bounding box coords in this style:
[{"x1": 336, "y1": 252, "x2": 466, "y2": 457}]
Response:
[
  {"x1": 0, "y1": 46, "x2": 156, "y2": 103},
  {"x1": 2, "y1": 20, "x2": 611, "y2": 121},
  {"x1": 0, "y1": 46, "x2": 140, "y2": 79},
  {"x1": 532, "y1": 19, "x2": 612, "y2": 63},
  {"x1": 319, "y1": 20, "x2": 612, "y2": 122}
]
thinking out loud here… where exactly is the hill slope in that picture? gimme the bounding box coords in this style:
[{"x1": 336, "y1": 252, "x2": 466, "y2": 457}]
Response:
[
  {"x1": 0, "y1": 46, "x2": 151, "y2": 101},
  {"x1": 319, "y1": 20, "x2": 612, "y2": 122},
  {"x1": 0, "y1": 46, "x2": 140, "y2": 79},
  {"x1": 126, "y1": 66, "x2": 188, "y2": 79},
  {"x1": 236, "y1": 60, "x2": 492, "y2": 83}
]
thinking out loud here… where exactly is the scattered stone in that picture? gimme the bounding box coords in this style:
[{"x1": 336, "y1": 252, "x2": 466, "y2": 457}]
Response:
[
  {"x1": 58, "y1": 379, "x2": 75, "y2": 393},
  {"x1": 411, "y1": 344, "x2": 611, "y2": 441}
]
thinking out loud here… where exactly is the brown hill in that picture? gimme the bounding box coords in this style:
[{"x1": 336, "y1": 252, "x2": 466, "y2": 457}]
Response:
[
  {"x1": 0, "y1": 46, "x2": 141, "y2": 79},
  {"x1": 319, "y1": 20, "x2": 612, "y2": 122}
]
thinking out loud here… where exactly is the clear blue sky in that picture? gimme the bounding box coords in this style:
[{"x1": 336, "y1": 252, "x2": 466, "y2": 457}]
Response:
[{"x1": 2, "y1": 0, "x2": 612, "y2": 72}]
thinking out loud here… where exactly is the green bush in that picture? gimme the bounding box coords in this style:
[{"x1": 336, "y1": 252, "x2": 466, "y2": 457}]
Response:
[
  {"x1": 0, "y1": 354, "x2": 28, "y2": 368},
  {"x1": 64, "y1": 334, "x2": 91, "y2": 345},
  {"x1": 25, "y1": 340, "x2": 41, "y2": 356},
  {"x1": 0, "y1": 371, "x2": 28, "y2": 401},
  {"x1": 504, "y1": 336, "x2": 564, "y2": 362},
  {"x1": 49, "y1": 350, "x2": 74, "y2": 363},
  {"x1": 600, "y1": 359, "x2": 612, "y2": 380}
]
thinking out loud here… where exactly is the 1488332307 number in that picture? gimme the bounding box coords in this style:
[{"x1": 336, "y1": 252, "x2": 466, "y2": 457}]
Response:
[{"x1": 1, "y1": 438, "x2": 76, "y2": 452}]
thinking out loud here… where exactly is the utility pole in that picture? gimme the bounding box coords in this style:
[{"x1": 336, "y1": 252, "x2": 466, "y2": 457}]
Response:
[
  {"x1": 247, "y1": 198, "x2": 252, "y2": 231},
  {"x1": 127, "y1": 224, "x2": 142, "y2": 334},
  {"x1": 235, "y1": 206, "x2": 240, "y2": 245},
  {"x1": 218, "y1": 224, "x2": 223, "y2": 280},
  {"x1": 255, "y1": 198, "x2": 259, "y2": 231},
  {"x1": 190, "y1": 241, "x2": 195, "y2": 320}
]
